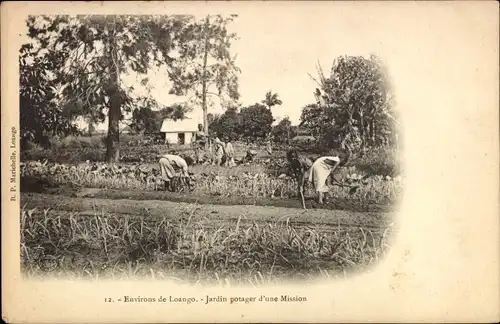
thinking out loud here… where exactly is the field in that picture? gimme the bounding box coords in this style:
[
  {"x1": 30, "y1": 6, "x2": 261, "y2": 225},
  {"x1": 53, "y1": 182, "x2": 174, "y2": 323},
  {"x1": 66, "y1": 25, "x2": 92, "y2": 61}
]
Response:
[{"x1": 20, "y1": 136, "x2": 403, "y2": 285}]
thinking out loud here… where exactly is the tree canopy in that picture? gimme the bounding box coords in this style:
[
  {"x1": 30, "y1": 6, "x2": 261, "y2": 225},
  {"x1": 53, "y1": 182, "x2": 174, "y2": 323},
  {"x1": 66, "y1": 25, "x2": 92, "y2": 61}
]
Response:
[
  {"x1": 166, "y1": 15, "x2": 241, "y2": 135},
  {"x1": 208, "y1": 106, "x2": 240, "y2": 140},
  {"x1": 271, "y1": 117, "x2": 296, "y2": 144},
  {"x1": 261, "y1": 90, "x2": 282, "y2": 110},
  {"x1": 20, "y1": 42, "x2": 79, "y2": 148},
  {"x1": 207, "y1": 103, "x2": 276, "y2": 142},
  {"x1": 20, "y1": 14, "x2": 240, "y2": 161},
  {"x1": 129, "y1": 98, "x2": 191, "y2": 134},
  {"x1": 20, "y1": 16, "x2": 397, "y2": 157},
  {"x1": 301, "y1": 55, "x2": 397, "y2": 150},
  {"x1": 239, "y1": 103, "x2": 274, "y2": 141}
]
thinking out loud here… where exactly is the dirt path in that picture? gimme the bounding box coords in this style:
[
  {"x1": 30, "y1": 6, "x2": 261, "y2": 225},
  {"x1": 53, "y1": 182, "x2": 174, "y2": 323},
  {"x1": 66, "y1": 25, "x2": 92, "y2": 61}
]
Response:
[{"x1": 21, "y1": 192, "x2": 396, "y2": 230}]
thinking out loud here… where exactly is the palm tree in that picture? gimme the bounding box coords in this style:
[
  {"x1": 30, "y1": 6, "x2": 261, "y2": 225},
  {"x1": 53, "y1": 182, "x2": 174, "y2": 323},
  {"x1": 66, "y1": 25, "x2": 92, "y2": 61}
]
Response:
[{"x1": 261, "y1": 91, "x2": 283, "y2": 110}]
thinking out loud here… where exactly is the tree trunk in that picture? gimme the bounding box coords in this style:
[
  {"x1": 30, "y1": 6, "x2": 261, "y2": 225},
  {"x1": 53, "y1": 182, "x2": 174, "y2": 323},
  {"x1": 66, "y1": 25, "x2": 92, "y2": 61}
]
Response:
[
  {"x1": 201, "y1": 16, "x2": 210, "y2": 151},
  {"x1": 371, "y1": 120, "x2": 376, "y2": 146},
  {"x1": 88, "y1": 120, "x2": 94, "y2": 137},
  {"x1": 105, "y1": 34, "x2": 121, "y2": 163},
  {"x1": 359, "y1": 112, "x2": 365, "y2": 148},
  {"x1": 106, "y1": 84, "x2": 120, "y2": 163}
]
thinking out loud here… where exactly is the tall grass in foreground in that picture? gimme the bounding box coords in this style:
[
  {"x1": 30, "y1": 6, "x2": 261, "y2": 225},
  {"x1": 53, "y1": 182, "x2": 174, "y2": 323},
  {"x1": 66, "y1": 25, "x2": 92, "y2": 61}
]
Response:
[
  {"x1": 21, "y1": 207, "x2": 393, "y2": 285},
  {"x1": 22, "y1": 160, "x2": 404, "y2": 205}
]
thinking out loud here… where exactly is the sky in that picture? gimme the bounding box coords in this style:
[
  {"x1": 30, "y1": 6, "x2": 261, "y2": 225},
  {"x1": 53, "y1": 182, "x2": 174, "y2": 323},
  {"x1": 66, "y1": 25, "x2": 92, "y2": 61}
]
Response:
[
  {"x1": 15, "y1": 1, "x2": 498, "y2": 140},
  {"x1": 120, "y1": 12, "x2": 374, "y2": 127}
]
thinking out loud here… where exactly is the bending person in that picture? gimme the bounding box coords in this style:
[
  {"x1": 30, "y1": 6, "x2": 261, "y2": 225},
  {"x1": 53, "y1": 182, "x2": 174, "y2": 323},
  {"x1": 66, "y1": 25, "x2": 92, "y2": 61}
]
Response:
[
  {"x1": 286, "y1": 149, "x2": 313, "y2": 209},
  {"x1": 308, "y1": 155, "x2": 342, "y2": 204},
  {"x1": 158, "y1": 153, "x2": 192, "y2": 192},
  {"x1": 212, "y1": 137, "x2": 225, "y2": 166}
]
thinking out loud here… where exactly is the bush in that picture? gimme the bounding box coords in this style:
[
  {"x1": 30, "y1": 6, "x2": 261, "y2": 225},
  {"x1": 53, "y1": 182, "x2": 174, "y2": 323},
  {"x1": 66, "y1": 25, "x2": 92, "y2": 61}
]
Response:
[
  {"x1": 47, "y1": 135, "x2": 105, "y2": 151},
  {"x1": 354, "y1": 147, "x2": 401, "y2": 176}
]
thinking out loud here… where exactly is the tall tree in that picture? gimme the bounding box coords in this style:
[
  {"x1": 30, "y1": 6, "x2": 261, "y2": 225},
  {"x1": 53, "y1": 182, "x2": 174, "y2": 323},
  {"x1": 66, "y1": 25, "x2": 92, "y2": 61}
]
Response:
[
  {"x1": 208, "y1": 106, "x2": 240, "y2": 140},
  {"x1": 239, "y1": 103, "x2": 274, "y2": 141},
  {"x1": 22, "y1": 14, "x2": 205, "y2": 162},
  {"x1": 271, "y1": 116, "x2": 295, "y2": 144},
  {"x1": 129, "y1": 99, "x2": 190, "y2": 134},
  {"x1": 261, "y1": 90, "x2": 283, "y2": 110},
  {"x1": 20, "y1": 42, "x2": 79, "y2": 148},
  {"x1": 166, "y1": 15, "x2": 241, "y2": 140},
  {"x1": 306, "y1": 55, "x2": 397, "y2": 150}
]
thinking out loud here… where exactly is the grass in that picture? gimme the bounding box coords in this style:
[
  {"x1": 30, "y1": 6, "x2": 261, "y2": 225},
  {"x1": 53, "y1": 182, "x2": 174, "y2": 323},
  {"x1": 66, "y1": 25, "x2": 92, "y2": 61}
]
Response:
[{"x1": 21, "y1": 206, "x2": 393, "y2": 284}]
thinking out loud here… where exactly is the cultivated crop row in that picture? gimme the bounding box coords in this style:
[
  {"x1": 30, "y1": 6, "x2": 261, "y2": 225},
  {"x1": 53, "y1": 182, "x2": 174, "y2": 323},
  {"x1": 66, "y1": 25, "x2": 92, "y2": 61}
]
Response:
[{"x1": 21, "y1": 160, "x2": 403, "y2": 204}]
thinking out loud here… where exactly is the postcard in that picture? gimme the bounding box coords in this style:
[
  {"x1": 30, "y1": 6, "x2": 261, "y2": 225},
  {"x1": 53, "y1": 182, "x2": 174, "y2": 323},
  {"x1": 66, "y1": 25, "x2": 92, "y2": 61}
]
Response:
[{"x1": 2, "y1": 1, "x2": 499, "y2": 323}]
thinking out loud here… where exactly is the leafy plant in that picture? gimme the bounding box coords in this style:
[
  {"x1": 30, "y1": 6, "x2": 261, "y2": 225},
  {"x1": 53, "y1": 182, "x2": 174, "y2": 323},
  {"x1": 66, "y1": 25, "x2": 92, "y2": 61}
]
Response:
[
  {"x1": 261, "y1": 90, "x2": 283, "y2": 110},
  {"x1": 303, "y1": 55, "x2": 398, "y2": 150},
  {"x1": 239, "y1": 103, "x2": 274, "y2": 141}
]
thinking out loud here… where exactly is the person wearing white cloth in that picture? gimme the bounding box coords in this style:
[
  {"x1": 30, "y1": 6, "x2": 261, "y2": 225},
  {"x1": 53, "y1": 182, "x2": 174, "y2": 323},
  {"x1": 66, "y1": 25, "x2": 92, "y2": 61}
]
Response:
[
  {"x1": 158, "y1": 153, "x2": 191, "y2": 191},
  {"x1": 306, "y1": 155, "x2": 341, "y2": 204}
]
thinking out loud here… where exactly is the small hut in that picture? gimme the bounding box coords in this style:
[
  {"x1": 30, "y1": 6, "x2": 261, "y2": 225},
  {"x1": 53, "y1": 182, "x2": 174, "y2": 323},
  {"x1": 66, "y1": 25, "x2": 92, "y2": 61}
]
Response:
[{"x1": 159, "y1": 118, "x2": 200, "y2": 145}]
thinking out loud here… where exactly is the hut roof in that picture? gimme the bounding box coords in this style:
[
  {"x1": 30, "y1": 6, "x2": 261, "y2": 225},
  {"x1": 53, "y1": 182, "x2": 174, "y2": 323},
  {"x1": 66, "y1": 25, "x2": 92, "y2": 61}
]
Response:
[{"x1": 160, "y1": 118, "x2": 200, "y2": 133}]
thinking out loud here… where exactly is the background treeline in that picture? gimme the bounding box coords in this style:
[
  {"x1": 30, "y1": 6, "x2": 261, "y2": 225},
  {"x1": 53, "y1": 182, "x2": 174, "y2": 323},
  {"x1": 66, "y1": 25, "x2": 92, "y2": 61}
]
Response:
[{"x1": 20, "y1": 14, "x2": 400, "y2": 161}]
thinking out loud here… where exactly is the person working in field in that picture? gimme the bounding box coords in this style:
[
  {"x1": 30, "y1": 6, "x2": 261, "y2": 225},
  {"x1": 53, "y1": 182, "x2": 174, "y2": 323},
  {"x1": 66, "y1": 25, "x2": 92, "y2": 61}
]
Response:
[
  {"x1": 287, "y1": 148, "x2": 351, "y2": 207},
  {"x1": 307, "y1": 155, "x2": 342, "y2": 204},
  {"x1": 286, "y1": 149, "x2": 314, "y2": 208},
  {"x1": 194, "y1": 123, "x2": 208, "y2": 164},
  {"x1": 266, "y1": 135, "x2": 273, "y2": 155},
  {"x1": 244, "y1": 147, "x2": 258, "y2": 163},
  {"x1": 309, "y1": 147, "x2": 352, "y2": 204},
  {"x1": 224, "y1": 137, "x2": 236, "y2": 167},
  {"x1": 212, "y1": 137, "x2": 225, "y2": 166},
  {"x1": 157, "y1": 153, "x2": 193, "y2": 192}
]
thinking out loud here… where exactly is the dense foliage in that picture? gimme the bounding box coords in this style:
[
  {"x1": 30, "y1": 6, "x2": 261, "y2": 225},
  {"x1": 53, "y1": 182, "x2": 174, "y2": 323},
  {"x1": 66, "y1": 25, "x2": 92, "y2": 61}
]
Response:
[
  {"x1": 21, "y1": 14, "x2": 399, "y2": 161},
  {"x1": 20, "y1": 15, "x2": 240, "y2": 161},
  {"x1": 20, "y1": 43, "x2": 79, "y2": 148},
  {"x1": 271, "y1": 117, "x2": 296, "y2": 144},
  {"x1": 261, "y1": 90, "x2": 282, "y2": 110},
  {"x1": 209, "y1": 103, "x2": 274, "y2": 141},
  {"x1": 129, "y1": 103, "x2": 190, "y2": 134},
  {"x1": 301, "y1": 55, "x2": 398, "y2": 150},
  {"x1": 208, "y1": 106, "x2": 240, "y2": 140},
  {"x1": 238, "y1": 103, "x2": 274, "y2": 141}
]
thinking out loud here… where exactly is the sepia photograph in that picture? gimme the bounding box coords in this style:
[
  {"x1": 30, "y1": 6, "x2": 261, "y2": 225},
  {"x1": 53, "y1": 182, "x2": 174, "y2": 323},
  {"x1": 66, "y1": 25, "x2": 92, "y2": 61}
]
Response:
[
  {"x1": 2, "y1": 1, "x2": 499, "y2": 323},
  {"x1": 18, "y1": 13, "x2": 401, "y2": 283}
]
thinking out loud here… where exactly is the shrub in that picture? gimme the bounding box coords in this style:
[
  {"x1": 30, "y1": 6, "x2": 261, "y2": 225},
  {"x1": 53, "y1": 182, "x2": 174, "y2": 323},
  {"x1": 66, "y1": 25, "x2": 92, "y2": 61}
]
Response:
[{"x1": 355, "y1": 147, "x2": 401, "y2": 177}]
